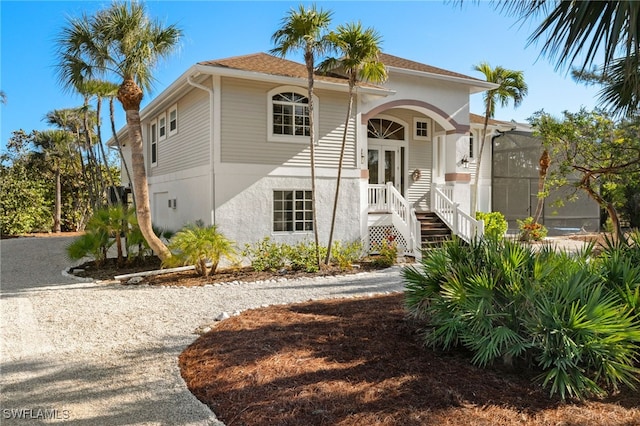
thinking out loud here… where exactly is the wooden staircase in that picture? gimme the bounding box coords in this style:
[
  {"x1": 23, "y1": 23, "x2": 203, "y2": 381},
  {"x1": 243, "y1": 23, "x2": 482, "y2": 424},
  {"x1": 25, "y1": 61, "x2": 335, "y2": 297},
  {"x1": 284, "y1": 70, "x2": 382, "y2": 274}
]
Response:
[{"x1": 415, "y1": 212, "x2": 451, "y2": 248}]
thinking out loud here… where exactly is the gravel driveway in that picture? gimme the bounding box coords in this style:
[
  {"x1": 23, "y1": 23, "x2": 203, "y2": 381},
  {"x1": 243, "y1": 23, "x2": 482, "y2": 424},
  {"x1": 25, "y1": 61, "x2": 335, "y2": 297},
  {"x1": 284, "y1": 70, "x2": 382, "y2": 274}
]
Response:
[{"x1": 0, "y1": 236, "x2": 404, "y2": 425}]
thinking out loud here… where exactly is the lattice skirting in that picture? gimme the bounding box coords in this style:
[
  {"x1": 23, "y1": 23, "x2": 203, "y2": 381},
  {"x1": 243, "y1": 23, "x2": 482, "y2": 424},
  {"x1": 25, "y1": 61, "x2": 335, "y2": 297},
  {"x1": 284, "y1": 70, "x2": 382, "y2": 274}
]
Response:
[{"x1": 368, "y1": 225, "x2": 407, "y2": 254}]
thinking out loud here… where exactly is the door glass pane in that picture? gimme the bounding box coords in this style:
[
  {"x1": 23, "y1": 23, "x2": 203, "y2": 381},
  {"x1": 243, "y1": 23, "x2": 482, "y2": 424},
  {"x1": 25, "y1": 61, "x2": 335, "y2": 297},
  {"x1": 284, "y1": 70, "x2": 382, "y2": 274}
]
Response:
[
  {"x1": 385, "y1": 150, "x2": 395, "y2": 184},
  {"x1": 368, "y1": 149, "x2": 379, "y2": 184}
]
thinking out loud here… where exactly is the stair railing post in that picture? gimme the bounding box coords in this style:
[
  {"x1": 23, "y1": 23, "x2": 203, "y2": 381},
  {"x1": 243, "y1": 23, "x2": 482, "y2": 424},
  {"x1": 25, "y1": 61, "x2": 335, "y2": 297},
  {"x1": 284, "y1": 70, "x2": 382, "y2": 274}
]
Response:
[{"x1": 452, "y1": 202, "x2": 459, "y2": 237}]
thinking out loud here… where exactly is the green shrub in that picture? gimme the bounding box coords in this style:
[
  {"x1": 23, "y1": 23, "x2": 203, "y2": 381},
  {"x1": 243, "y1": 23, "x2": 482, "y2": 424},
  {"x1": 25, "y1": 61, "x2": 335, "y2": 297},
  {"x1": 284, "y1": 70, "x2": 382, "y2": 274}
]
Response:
[
  {"x1": 370, "y1": 239, "x2": 398, "y2": 268},
  {"x1": 331, "y1": 240, "x2": 364, "y2": 270},
  {"x1": 242, "y1": 237, "x2": 286, "y2": 272},
  {"x1": 517, "y1": 216, "x2": 548, "y2": 241},
  {"x1": 475, "y1": 211, "x2": 508, "y2": 240},
  {"x1": 403, "y1": 237, "x2": 640, "y2": 400},
  {"x1": 283, "y1": 241, "x2": 326, "y2": 273},
  {"x1": 165, "y1": 223, "x2": 237, "y2": 276}
]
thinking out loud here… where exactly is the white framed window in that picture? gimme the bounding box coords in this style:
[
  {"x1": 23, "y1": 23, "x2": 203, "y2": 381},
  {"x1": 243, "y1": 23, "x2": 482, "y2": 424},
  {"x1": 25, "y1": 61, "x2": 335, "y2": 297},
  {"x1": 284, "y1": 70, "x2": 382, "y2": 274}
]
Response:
[
  {"x1": 149, "y1": 120, "x2": 158, "y2": 167},
  {"x1": 413, "y1": 117, "x2": 430, "y2": 141},
  {"x1": 273, "y1": 190, "x2": 313, "y2": 232},
  {"x1": 268, "y1": 86, "x2": 319, "y2": 143},
  {"x1": 158, "y1": 113, "x2": 167, "y2": 141},
  {"x1": 168, "y1": 104, "x2": 178, "y2": 137}
]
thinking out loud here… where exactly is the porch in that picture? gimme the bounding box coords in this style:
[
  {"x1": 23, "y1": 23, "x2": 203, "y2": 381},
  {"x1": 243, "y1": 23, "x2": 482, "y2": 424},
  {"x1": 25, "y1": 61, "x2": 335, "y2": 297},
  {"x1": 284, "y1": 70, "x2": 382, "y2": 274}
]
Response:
[{"x1": 367, "y1": 183, "x2": 484, "y2": 259}]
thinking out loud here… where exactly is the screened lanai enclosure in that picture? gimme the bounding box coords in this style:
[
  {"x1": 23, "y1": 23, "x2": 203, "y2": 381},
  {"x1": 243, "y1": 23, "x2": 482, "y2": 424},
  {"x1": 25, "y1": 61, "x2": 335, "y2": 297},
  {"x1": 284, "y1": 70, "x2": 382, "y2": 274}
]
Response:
[{"x1": 492, "y1": 131, "x2": 600, "y2": 235}]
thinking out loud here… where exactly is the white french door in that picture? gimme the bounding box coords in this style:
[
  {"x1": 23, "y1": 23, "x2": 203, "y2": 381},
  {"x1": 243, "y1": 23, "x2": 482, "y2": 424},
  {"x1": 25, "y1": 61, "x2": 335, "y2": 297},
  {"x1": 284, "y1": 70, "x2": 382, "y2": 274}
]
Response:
[{"x1": 368, "y1": 141, "x2": 406, "y2": 195}]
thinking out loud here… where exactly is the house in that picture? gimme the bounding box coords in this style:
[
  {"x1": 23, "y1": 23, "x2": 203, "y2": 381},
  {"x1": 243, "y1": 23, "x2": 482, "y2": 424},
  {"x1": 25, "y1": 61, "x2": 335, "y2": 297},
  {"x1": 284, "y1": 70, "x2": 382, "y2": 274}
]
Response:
[
  {"x1": 491, "y1": 123, "x2": 600, "y2": 234},
  {"x1": 115, "y1": 52, "x2": 507, "y2": 258}
]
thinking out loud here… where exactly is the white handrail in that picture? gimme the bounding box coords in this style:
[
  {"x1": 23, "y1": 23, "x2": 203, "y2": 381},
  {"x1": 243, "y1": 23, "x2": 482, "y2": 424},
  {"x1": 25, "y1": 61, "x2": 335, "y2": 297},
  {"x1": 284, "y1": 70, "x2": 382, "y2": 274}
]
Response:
[
  {"x1": 368, "y1": 183, "x2": 421, "y2": 258},
  {"x1": 433, "y1": 186, "x2": 484, "y2": 243}
]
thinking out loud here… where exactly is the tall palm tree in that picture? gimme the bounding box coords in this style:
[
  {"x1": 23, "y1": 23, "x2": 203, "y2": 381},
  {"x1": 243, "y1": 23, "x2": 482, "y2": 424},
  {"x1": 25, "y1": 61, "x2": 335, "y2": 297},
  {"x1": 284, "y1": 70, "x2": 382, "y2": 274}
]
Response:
[
  {"x1": 271, "y1": 4, "x2": 333, "y2": 269},
  {"x1": 472, "y1": 62, "x2": 528, "y2": 214},
  {"x1": 0, "y1": 90, "x2": 6, "y2": 104},
  {"x1": 33, "y1": 130, "x2": 71, "y2": 232},
  {"x1": 56, "y1": 1, "x2": 181, "y2": 260},
  {"x1": 318, "y1": 22, "x2": 387, "y2": 265}
]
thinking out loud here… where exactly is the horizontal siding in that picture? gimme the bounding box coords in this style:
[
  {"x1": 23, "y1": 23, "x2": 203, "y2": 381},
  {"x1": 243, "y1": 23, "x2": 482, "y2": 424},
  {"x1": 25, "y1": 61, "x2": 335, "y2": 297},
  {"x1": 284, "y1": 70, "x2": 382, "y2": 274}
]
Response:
[
  {"x1": 220, "y1": 77, "x2": 355, "y2": 168},
  {"x1": 151, "y1": 88, "x2": 210, "y2": 176}
]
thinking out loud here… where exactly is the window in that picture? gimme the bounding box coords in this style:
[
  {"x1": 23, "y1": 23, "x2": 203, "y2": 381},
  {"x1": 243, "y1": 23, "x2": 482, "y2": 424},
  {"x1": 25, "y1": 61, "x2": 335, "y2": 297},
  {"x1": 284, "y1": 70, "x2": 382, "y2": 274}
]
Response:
[
  {"x1": 273, "y1": 190, "x2": 313, "y2": 232},
  {"x1": 368, "y1": 118, "x2": 405, "y2": 140},
  {"x1": 273, "y1": 92, "x2": 309, "y2": 136},
  {"x1": 158, "y1": 114, "x2": 166, "y2": 141},
  {"x1": 469, "y1": 132, "x2": 475, "y2": 159},
  {"x1": 150, "y1": 120, "x2": 158, "y2": 167},
  {"x1": 268, "y1": 86, "x2": 318, "y2": 143},
  {"x1": 168, "y1": 105, "x2": 178, "y2": 137},
  {"x1": 413, "y1": 118, "x2": 430, "y2": 140}
]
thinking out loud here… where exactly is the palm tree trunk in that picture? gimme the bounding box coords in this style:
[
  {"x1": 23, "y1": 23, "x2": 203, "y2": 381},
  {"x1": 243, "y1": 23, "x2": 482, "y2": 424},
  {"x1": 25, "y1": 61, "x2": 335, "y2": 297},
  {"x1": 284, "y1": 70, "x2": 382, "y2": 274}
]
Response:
[
  {"x1": 95, "y1": 96, "x2": 122, "y2": 205},
  {"x1": 110, "y1": 97, "x2": 134, "y2": 205},
  {"x1": 471, "y1": 112, "x2": 490, "y2": 215},
  {"x1": 54, "y1": 165, "x2": 62, "y2": 233},
  {"x1": 325, "y1": 83, "x2": 354, "y2": 265},
  {"x1": 306, "y1": 52, "x2": 321, "y2": 269},
  {"x1": 124, "y1": 107, "x2": 172, "y2": 260},
  {"x1": 532, "y1": 149, "x2": 550, "y2": 224}
]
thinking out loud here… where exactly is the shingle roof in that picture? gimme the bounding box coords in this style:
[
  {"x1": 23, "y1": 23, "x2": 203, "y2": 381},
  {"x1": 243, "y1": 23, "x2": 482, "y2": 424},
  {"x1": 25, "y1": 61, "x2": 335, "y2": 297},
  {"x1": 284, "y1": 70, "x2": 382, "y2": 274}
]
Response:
[
  {"x1": 198, "y1": 52, "x2": 349, "y2": 85},
  {"x1": 378, "y1": 53, "x2": 483, "y2": 82},
  {"x1": 198, "y1": 52, "x2": 483, "y2": 86}
]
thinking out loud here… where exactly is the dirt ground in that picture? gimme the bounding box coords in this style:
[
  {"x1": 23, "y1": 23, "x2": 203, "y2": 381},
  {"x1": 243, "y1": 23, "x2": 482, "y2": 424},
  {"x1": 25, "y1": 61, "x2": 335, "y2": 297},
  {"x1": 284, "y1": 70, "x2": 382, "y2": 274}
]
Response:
[{"x1": 179, "y1": 293, "x2": 640, "y2": 426}]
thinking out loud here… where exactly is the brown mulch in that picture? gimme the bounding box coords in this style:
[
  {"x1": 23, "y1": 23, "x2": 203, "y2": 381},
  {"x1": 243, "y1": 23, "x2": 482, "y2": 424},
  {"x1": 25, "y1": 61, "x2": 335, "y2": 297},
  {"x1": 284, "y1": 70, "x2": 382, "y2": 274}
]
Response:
[
  {"x1": 179, "y1": 293, "x2": 640, "y2": 426},
  {"x1": 72, "y1": 256, "x2": 392, "y2": 285}
]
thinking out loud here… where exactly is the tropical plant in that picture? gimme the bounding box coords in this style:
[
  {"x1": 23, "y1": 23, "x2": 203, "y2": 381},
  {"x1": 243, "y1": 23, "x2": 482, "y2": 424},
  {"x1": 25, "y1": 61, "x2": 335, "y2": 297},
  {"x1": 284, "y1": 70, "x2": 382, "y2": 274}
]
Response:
[
  {"x1": 403, "y1": 237, "x2": 640, "y2": 400},
  {"x1": 165, "y1": 224, "x2": 238, "y2": 277},
  {"x1": 475, "y1": 211, "x2": 507, "y2": 240},
  {"x1": 242, "y1": 237, "x2": 287, "y2": 272},
  {"x1": 56, "y1": 1, "x2": 182, "y2": 261},
  {"x1": 530, "y1": 108, "x2": 640, "y2": 241},
  {"x1": 517, "y1": 216, "x2": 548, "y2": 242},
  {"x1": 283, "y1": 240, "x2": 327, "y2": 273},
  {"x1": 472, "y1": 63, "x2": 528, "y2": 214},
  {"x1": 496, "y1": 1, "x2": 640, "y2": 116},
  {"x1": 318, "y1": 21, "x2": 387, "y2": 264},
  {"x1": 271, "y1": 4, "x2": 333, "y2": 269},
  {"x1": 33, "y1": 130, "x2": 72, "y2": 232},
  {"x1": 370, "y1": 238, "x2": 397, "y2": 268},
  {"x1": 330, "y1": 240, "x2": 364, "y2": 270}
]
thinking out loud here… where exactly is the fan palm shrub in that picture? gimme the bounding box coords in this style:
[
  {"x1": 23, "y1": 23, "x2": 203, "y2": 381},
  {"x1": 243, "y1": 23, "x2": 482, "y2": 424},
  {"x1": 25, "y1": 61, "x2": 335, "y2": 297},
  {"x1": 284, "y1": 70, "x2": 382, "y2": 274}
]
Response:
[
  {"x1": 403, "y1": 237, "x2": 640, "y2": 399},
  {"x1": 164, "y1": 224, "x2": 237, "y2": 276}
]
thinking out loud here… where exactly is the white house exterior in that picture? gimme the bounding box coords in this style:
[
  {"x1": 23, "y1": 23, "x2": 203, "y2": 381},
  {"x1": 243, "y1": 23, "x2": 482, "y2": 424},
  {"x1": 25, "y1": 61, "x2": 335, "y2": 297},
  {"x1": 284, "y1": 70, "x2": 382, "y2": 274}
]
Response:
[{"x1": 115, "y1": 52, "x2": 502, "y2": 257}]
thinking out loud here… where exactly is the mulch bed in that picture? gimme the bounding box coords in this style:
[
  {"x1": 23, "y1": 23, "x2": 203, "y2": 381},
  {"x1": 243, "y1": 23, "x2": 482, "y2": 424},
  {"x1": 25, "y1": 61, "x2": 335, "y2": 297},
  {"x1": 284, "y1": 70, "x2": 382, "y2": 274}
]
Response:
[{"x1": 179, "y1": 293, "x2": 640, "y2": 426}]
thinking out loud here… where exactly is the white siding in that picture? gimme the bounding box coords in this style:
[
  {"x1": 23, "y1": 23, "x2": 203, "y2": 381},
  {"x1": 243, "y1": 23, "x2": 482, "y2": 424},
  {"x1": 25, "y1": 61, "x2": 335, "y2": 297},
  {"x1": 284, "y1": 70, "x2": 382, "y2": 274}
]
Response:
[
  {"x1": 220, "y1": 77, "x2": 355, "y2": 168},
  {"x1": 149, "y1": 87, "x2": 210, "y2": 176}
]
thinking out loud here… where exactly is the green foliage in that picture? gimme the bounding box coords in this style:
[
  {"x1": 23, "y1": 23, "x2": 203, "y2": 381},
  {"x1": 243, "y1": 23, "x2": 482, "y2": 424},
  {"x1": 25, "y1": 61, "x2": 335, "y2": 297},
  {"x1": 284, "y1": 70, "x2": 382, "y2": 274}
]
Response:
[
  {"x1": 330, "y1": 240, "x2": 364, "y2": 270},
  {"x1": 283, "y1": 241, "x2": 327, "y2": 273},
  {"x1": 0, "y1": 161, "x2": 52, "y2": 235},
  {"x1": 66, "y1": 229, "x2": 110, "y2": 266},
  {"x1": 165, "y1": 224, "x2": 238, "y2": 276},
  {"x1": 242, "y1": 237, "x2": 286, "y2": 272},
  {"x1": 370, "y1": 239, "x2": 398, "y2": 268},
  {"x1": 403, "y1": 237, "x2": 640, "y2": 400},
  {"x1": 475, "y1": 211, "x2": 508, "y2": 240},
  {"x1": 243, "y1": 238, "x2": 360, "y2": 273},
  {"x1": 517, "y1": 217, "x2": 549, "y2": 242}
]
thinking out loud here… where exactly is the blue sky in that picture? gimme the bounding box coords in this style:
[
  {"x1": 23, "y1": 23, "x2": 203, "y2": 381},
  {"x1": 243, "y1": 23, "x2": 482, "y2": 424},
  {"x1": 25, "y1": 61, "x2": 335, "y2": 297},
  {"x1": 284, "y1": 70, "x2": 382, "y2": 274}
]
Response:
[{"x1": 1, "y1": 0, "x2": 603, "y2": 152}]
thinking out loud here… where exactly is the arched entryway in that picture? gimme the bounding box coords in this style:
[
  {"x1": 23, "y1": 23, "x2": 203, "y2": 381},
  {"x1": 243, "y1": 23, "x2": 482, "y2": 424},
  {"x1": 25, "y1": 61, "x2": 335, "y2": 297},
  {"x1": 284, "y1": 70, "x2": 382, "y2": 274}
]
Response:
[{"x1": 366, "y1": 116, "x2": 408, "y2": 195}]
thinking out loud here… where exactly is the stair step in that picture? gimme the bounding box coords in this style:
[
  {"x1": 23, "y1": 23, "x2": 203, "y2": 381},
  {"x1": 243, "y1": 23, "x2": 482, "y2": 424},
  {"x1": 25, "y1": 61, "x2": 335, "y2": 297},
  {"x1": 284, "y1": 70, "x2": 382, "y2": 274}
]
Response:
[{"x1": 416, "y1": 211, "x2": 451, "y2": 248}]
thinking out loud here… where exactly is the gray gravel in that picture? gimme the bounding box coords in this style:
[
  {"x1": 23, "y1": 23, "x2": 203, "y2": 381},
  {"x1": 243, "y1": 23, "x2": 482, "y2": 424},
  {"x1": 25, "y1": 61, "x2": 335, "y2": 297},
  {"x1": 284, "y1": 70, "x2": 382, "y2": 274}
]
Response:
[{"x1": 0, "y1": 236, "x2": 404, "y2": 425}]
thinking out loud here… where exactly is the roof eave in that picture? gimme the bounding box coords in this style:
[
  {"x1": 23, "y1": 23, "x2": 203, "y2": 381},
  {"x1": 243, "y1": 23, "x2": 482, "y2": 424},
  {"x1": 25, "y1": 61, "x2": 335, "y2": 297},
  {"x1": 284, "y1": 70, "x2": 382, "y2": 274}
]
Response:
[{"x1": 387, "y1": 65, "x2": 498, "y2": 93}]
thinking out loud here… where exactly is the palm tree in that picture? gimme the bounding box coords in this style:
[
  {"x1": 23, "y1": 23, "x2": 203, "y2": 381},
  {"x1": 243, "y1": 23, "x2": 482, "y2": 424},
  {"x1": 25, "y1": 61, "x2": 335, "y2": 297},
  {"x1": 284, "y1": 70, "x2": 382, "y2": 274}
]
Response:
[
  {"x1": 271, "y1": 4, "x2": 333, "y2": 269},
  {"x1": 33, "y1": 130, "x2": 71, "y2": 232},
  {"x1": 0, "y1": 90, "x2": 6, "y2": 104},
  {"x1": 56, "y1": 1, "x2": 181, "y2": 261},
  {"x1": 472, "y1": 62, "x2": 528, "y2": 214},
  {"x1": 498, "y1": 1, "x2": 640, "y2": 115},
  {"x1": 318, "y1": 22, "x2": 387, "y2": 265}
]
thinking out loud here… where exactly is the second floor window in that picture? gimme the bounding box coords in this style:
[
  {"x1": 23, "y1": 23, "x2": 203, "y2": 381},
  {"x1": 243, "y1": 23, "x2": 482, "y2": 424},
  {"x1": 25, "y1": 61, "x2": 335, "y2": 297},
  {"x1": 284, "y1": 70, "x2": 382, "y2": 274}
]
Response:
[{"x1": 272, "y1": 92, "x2": 310, "y2": 137}]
